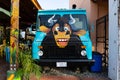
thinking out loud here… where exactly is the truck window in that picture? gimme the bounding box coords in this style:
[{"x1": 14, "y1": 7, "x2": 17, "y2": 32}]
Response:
[
  {"x1": 63, "y1": 14, "x2": 88, "y2": 32},
  {"x1": 39, "y1": 15, "x2": 61, "y2": 28},
  {"x1": 38, "y1": 14, "x2": 88, "y2": 32}
]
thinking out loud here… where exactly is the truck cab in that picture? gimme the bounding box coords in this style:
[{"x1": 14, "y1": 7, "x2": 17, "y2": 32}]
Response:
[{"x1": 32, "y1": 9, "x2": 94, "y2": 67}]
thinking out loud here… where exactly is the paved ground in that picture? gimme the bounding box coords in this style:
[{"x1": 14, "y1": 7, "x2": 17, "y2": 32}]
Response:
[
  {"x1": 0, "y1": 58, "x2": 111, "y2": 80},
  {"x1": 30, "y1": 75, "x2": 111, "y2": 80},
  {"x1": 0, "y1": 57, "x2": 9, "y2": 80}
]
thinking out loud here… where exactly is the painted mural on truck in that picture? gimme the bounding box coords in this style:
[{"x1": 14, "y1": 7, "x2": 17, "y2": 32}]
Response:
[
  {"x1": 39, "y1": 15, "x2": 87, "y2": 48},
  {"x1": 32, "y1": 10, "x2": 93, "y2": 67}
]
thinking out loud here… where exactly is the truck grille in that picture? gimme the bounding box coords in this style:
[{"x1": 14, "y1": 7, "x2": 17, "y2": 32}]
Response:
[{"x1": 41, "y1": 45, "x2": 87, "y2": 59}]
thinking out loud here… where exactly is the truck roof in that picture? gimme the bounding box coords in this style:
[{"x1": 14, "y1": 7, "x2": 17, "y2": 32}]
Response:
[{"x1": 37, "y1": 9, "x2": 87, "y2": 15}]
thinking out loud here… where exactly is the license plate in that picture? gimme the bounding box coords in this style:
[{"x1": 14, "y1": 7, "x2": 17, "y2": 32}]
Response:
[{"x1": 56, "y1": 62, "x2": 67, "y2": 67}]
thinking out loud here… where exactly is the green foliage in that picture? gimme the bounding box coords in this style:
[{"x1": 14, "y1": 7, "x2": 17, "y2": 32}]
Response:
[{"x1": 16, "y1": 50, "x2": 42, "y2": 80}]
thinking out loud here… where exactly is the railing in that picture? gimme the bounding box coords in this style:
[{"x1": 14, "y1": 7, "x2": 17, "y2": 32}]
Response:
[{"x1": 96, "y1": 15, "x2": 108, "y2": 68}]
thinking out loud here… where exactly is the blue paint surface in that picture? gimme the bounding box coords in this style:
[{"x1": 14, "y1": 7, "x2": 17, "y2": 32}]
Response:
[
  {"x1": 32, "y1": 9, "x2": 92, "y2": 60},
  {"x1": 32, "y1": 31, "x2": 46, "y2": 59},
  {"x1": 80, "y1": 31, "x2": 92, "y2": 59}
]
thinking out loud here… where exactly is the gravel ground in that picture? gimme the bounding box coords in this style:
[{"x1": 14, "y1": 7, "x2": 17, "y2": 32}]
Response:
[{"x1": 41, "y1": 67, "x2": 111, "y2": 80}]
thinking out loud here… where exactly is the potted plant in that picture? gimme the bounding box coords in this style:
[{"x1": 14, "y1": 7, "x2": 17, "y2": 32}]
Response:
[{"x1": 15, "y1": 49, "x2": 42, "y2": 80}]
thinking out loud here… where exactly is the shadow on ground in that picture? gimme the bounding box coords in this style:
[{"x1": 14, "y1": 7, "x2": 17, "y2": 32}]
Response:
[{"x1": 0, "y1": 58, "x2": 9, "y2": 80}]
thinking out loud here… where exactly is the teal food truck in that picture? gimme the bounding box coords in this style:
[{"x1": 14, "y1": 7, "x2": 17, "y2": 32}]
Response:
[{"x1": 32, "y1": 9, "x2": 94, "y2": 67}]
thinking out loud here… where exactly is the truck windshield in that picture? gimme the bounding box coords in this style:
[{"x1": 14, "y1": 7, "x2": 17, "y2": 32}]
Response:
[
  {"x1": 38, "y1": 14, "x2": 88, "y2": 32},
  {"x1": 63, "y1": 14, "x2": 88, "y2": 31}
]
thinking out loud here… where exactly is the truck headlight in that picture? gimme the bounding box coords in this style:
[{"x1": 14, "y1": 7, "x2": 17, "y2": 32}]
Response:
[
  {"x1": 38, "y1": 51, "x2": 43, "y2": 56},
  {"x1": 81, "y1": 50, "x2": 86, "y2": 56}
]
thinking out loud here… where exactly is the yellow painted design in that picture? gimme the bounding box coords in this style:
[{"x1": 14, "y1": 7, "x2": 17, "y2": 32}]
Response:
[
  {"x1": 10, "y1": 0, "x2": 19, "y2": 65},
  {"x1": 10, "y1": 38, "x2": 17, "y2": 64},
  {"x1": 52, "y1": 23, "x2": 71, "y2": 48},
  {"x1": 73, "y1": 30, "x2": 86, "y2": 36},
  {"x1": 39, "y1": 25, "x2": 50, "y2": 33},
  {"x1": 11, "y1": 0, "x2": 19, "y2": 16},
  {"x1": 7, "y1": 74, "x2": 15, "y2": 80}
]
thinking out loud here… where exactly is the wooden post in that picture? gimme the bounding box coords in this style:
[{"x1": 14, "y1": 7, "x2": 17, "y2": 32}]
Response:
[
  {"x1": 10, "y1": 0, "x2": 19, "y2": 70},
  {"x1": 31, "y1": 0, "x2": 42, "y2": 10},
  {"x1": 7, "y1": 0, "x2": 19, "y2": 79}
]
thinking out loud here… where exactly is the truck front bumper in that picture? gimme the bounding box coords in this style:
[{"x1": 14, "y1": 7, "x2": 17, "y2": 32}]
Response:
[{"x1": 36, "y1": 59, "x2": 95, "y2": 67}]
